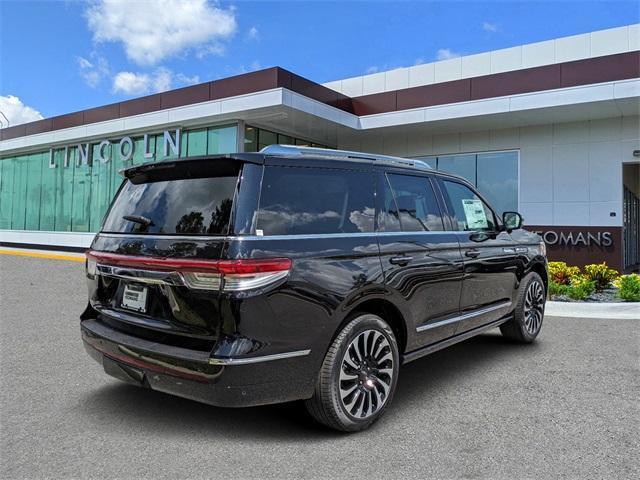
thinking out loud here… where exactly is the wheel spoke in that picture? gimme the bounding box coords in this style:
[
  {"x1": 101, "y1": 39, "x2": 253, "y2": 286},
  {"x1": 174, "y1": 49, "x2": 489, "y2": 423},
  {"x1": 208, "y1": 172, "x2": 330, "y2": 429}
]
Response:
[
  {"x1": 353, "y1": 390, "x2": 365, "y2": 417},
  {"x1": 377, "y1": 351, "x2": 393, "y2": 364},
  {"x1": 351, "y1": 340, "x2": 363, "y2": 364},
  {"x1": 343, "y1": 355, "x2": 359, "y2": 371},
  {"x1": 340, "y1": 368, "x2": 358, "y2": 383}
]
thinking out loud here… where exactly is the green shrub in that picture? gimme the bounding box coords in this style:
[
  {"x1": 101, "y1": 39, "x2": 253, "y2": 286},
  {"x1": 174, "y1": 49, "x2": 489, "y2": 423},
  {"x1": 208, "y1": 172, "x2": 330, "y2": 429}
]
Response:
[
  {"x1": 618, "y1": 274, "x2": 640, "y2": 302},
  {"x1": 548, "y1": 262, "x2": 580, "y2": 285},
  {"x1": 583, "y1": 262, "x2": 619, "y2": 291},
  {"x1": 549, "y1": 281, "x2": 571, "y2": 297},
  {"x1": 568, "y1": 275, "x2": 596, "y2": 301}
]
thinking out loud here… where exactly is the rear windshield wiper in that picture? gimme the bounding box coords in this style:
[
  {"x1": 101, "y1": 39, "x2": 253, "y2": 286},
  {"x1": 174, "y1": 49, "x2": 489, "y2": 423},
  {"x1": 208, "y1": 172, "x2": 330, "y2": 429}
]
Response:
[{"x1": 123, "y1": 215, "x2": 155, "y2": 227}]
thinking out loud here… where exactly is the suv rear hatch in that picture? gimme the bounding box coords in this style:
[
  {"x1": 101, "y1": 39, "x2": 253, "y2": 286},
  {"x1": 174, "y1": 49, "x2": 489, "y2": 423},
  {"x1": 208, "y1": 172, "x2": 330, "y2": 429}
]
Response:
[{"x1": 85, "y1": 157, "x2": 264, "y2": 350}]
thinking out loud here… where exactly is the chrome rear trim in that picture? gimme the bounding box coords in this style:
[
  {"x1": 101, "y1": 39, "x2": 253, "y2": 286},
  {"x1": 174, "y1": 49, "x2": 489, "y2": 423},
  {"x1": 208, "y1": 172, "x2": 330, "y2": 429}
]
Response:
[
  {"x1": 208, "y1": 349, "x2": 311, "y2": 365},
  {"x1": 96, "y1": 264, "x2": 183, "y2": 286}
]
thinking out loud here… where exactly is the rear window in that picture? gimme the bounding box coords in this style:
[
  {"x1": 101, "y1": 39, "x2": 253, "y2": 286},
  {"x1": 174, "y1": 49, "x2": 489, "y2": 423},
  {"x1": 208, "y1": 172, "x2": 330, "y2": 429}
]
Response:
[
  {"x1": 257, "y1": 166, "x2": 375, "y2": 235},
  {"x1": 102, "y1": 170, "x2": 239, "y2": 235}
]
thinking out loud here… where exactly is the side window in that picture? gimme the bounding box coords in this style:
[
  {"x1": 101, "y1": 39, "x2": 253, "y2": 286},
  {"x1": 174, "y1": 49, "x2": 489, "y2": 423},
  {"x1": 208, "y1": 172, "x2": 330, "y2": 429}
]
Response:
[
  {"x1": 377, "y1": 175, "x2": 401, "y2": 232},
  {"x1": 440, "y1": 180, "x2": 496, "y2": 231},
  {"x1": 385, "y1": 174, "x2": 444, "y2": 232},
  {"x1": 257, "y1": 166, "x2": 374, "y2": 235}
]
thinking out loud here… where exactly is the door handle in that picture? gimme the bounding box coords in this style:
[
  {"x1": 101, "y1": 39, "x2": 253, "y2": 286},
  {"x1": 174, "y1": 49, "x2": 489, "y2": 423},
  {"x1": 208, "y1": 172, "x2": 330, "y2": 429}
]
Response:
[
  {"x1": 389, "y1": 256, "x2": 413, "y2": 266},
  {"x1": 465, "y1": 249, "x2": 481, "y2": 258}
]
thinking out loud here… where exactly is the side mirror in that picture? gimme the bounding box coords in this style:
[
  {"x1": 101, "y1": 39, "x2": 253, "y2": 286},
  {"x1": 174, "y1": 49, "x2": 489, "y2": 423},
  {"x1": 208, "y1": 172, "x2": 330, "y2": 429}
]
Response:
[{"x1": 502, "y1": 211, "x2": 523, "y2": 231}]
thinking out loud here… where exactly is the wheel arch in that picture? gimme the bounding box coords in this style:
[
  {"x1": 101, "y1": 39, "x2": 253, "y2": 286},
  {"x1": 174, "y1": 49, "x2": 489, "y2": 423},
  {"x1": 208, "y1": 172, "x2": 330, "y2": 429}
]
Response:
[
  {"x1": 340, "y1": 298, "x2": 408, "y2": 354},
  {"x1": 528, "y1": 259, "x2": 548, "y2": 292}
]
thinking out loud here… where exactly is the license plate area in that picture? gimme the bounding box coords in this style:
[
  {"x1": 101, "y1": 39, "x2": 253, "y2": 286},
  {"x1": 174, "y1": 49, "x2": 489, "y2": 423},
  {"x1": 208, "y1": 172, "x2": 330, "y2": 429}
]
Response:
[{"x1": 121, "y1": 283, "x2": 148, "y2": 313}]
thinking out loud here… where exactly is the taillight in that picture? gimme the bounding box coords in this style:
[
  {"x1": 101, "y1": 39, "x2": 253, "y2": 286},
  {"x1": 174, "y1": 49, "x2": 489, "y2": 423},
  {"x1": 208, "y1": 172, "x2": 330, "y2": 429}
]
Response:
[{"x1": 85, "y1": 251, "x2": 291, "y2": 291}]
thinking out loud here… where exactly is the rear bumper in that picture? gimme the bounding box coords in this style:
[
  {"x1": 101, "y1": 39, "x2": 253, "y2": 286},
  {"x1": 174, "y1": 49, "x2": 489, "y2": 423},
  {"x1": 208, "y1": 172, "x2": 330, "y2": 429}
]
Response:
[{"x1": 81, "y1": 319, "x2": 316, "y2": 407}]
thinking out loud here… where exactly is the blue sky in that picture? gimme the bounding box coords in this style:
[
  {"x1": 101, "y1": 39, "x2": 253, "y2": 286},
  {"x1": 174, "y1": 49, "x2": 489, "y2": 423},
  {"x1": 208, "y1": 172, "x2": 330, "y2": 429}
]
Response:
[{"x1": 1, "y1": 0, "x2": 638, "y2": 124}]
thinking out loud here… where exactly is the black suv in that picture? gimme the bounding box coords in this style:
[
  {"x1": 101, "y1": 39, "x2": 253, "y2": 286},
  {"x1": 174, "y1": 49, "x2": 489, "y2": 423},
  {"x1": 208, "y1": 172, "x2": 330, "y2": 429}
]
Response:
[{"x1": 81, "y1": 145, "x2": 547, "y2": 432}]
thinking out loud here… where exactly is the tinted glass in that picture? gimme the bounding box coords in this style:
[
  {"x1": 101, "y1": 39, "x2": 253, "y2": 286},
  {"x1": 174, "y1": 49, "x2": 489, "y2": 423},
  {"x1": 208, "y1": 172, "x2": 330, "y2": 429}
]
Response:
[
  {"x1": 386, "y1": 174, "x2": 444, "y2": 231},
  {"x1": 377, "y1": 175, "x2": 401, "y2": 232},
  {"x1": 441, "y1": 180, "x2": 496, "y2": 231},
  {"x1": 102, "y1": 173, "x2": 239, "y2": 235},
  {"x1": 257, "y1": 166, "x2": 374, "y2": 235},
  {"x1": 476, "y1": 151, "x2": 518, "y2": 215}
]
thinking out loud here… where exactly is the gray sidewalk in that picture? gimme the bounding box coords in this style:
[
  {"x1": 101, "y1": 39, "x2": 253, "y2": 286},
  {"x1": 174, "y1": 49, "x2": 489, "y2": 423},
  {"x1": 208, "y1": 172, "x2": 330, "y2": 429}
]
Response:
[{"x1": 546, "y1": 301, "x2": 640, "y2": 319}]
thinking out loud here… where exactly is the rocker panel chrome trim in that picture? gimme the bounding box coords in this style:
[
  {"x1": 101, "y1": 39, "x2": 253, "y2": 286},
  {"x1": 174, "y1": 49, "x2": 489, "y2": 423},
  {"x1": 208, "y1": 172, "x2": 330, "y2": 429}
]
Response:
[{"x1": 416, "y1": 301, "x2": 512, "y2": 332}]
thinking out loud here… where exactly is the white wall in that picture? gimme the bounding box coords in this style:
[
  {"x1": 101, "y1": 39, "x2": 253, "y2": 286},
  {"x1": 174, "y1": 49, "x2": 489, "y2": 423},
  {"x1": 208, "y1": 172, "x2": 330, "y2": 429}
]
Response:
[
  {"x1": 338, "y1": 116, "x2": 640, "y2": 227},
  {"x1": 324, "y1": 24, "x2": 640, "y2": 96}
]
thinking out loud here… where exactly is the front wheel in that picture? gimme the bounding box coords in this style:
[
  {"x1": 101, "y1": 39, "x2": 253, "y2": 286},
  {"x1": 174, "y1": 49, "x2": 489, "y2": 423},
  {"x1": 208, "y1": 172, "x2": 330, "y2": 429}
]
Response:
[
  {"x1": 305, "y1": 313, "x2": 400, "y2": 432},
  {"x1": 500, "y1": 272, "x2": 546, "y2": 343}
]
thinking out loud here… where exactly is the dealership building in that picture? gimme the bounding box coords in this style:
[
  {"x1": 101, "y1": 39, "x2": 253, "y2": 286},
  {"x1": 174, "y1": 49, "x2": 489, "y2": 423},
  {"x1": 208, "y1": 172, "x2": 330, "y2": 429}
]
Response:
[{"x1": 1, "y1": 24, "x2": 639, "y2": 271}]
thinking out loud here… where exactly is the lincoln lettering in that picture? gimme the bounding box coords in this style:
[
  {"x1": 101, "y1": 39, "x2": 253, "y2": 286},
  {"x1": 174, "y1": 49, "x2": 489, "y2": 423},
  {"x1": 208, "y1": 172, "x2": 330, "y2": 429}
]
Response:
[{"x1": 48, "y1": 129, "x2": 181, "y2": 168}]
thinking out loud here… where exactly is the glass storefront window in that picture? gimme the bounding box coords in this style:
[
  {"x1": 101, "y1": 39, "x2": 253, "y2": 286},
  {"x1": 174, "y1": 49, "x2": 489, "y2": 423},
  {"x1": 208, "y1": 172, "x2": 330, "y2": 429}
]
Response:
[
  {"x1": 0, "y1": 123, "x2": 239, "y2": 233},
  {"x1": 208, "y1": 125, "x2": 237, "y2": 154},
  {"x1": 436, "y1": 154, "x2": 476, "y2": 184},
  {"x1": 185, "y1": 129, "x2": 207, "y2": 157},
  {"x1": 243, "y1": 125, "x2": 330, "y2": 152},
  {"x1": 418, "y1": 151, "x2": 519, "y2": 214},
  {"x1": 243, "y1": 126, "x2": 257, "y2": 152},
  {"x1": 257, "y1": 129, "x2": 278, "y2": 151},
  {"x1": 477, "y1": 152, "x2": 519, "y2": 217}
]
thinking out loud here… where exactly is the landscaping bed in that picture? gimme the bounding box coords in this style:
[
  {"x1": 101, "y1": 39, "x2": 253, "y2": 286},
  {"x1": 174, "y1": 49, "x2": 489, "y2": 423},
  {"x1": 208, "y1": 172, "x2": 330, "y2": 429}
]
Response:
[{"x1": 548, "y1": 262, "x2": 640, "y2": 302}]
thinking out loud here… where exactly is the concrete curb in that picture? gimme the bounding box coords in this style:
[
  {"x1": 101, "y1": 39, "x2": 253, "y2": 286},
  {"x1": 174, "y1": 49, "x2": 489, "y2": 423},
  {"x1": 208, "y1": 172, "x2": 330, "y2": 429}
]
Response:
[
  {"x1": 0, "y1": 247, "x2": 85, "y2": 263},
  {"x1": 545, "y1": 301, "x2": 640, "y2": 319}
]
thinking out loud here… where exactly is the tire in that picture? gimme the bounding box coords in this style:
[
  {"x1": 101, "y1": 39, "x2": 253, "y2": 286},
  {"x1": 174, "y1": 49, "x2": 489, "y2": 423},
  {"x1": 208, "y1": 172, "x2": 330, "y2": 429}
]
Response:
[
  {"x1": 500, "y1": 272, "x2": 546, "y2": 343},
  {"x1": 305, "y1": 313, "x2": 400, "y2": 432}
]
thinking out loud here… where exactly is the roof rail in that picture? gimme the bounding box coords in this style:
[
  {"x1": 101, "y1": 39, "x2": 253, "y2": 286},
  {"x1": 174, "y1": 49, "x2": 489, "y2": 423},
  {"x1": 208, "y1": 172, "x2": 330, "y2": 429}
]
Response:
[{"x1": 260, "y1": 144, "x2": 432, "y2": 170}]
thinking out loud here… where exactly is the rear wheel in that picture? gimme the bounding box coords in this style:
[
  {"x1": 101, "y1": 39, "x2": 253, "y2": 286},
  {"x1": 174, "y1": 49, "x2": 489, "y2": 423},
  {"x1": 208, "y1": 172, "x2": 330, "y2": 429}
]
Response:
[
  {"x1": 500, "y1": 272, "x2": 546, "y2": 343},
  {"x1": 305, "y1": 313, "x2": 400, "y2": 432}
]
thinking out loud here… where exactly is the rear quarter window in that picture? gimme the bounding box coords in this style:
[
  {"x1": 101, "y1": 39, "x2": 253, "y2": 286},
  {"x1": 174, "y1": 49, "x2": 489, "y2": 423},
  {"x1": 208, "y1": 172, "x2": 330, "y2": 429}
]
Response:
[
  {"x1": 257, "y1": 166, "x2": 375, "y2": 235},
  {"x1": 102, "y1": 172, "x2": 239, "y2": 235}
]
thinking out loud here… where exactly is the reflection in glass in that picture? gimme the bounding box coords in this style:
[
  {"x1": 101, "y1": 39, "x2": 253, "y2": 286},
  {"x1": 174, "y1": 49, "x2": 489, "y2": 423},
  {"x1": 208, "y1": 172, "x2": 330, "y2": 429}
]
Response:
[
  {"x1": 477, "y1": 152, "x2": 518, "y2": 216},
  {"x1": 102, "y1": 176, "x2": 238, "y2": 235},
  {"x1": 386, "y1": 174, "x2": 444, "y2": 231},
  {"x1": 378, "y1": 176, "x2": 401, "y2": 232},
  {"x1": 258, "y1": 167, "x2": 374, "y2": 235}
]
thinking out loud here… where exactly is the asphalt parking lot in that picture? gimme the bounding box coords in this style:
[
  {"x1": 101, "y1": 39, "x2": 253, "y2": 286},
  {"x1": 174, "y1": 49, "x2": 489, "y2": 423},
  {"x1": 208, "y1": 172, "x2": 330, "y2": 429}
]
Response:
[{"x1": 0, "y1": 253, "x2": 638, "y2": 480}]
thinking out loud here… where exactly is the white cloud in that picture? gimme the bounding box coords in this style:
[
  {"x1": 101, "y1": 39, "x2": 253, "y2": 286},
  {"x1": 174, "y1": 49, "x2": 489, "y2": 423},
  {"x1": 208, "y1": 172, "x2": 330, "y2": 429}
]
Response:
[
  {"x1": 77, "y1": 54, "x2": 110, "y2": 88},
  {"x1": 85, "y1": 0, "x2": 237, "y2": 66},
  {"x1": 247, "y1": 26, "x2": 259, "y2": 40},
  {"x1": 366, "y1": 66, "x2": 379, "y2": 74},
  {"x1": 195, "y1": 43, "x2": 226, "y2": 59},
  {"x1": 228, "y1": 61, "x2": 262, "y2": 75},
  {"x1": 152, "y1": 67, "x2": 173, "y2": 92},
  {"x1": 176, "y1": 73, "x2": 201, "y2": 85},
  {"x1": 483, "y1": 21, "x2": 499, "y2": 33},
  {"x1": 112, "y1": 68, "x2": 200, "y2": 95},
  {"x1": 436, "y1": 48, "x2": 461, "y2": 61},
  {"x1": 112, "y1": 71, "x2": 152, "y2": 95},
  {"x1": 0, "y1": 95, "x2": 44, "y2": 126}
]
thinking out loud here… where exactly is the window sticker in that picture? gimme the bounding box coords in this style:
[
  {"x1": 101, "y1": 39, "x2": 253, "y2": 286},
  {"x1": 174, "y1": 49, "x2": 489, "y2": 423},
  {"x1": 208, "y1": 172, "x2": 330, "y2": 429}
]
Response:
[{"x1": 462, "y1": 199, "x2": 488, "y2": 229}]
